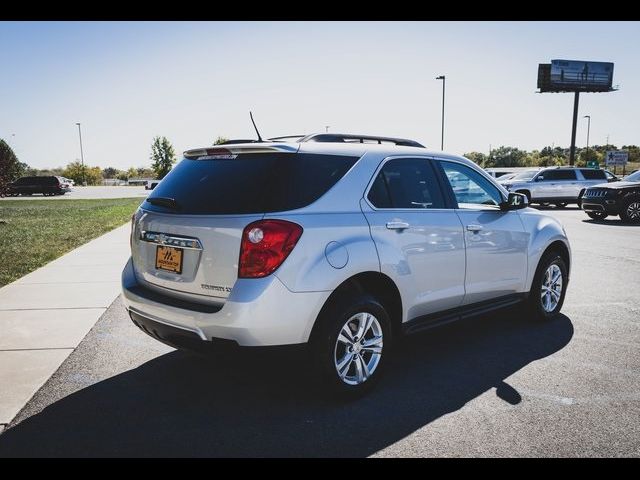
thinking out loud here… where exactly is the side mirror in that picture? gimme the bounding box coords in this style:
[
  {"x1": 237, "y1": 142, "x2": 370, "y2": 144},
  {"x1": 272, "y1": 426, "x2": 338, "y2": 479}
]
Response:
[
  {"x1": 536, "y1": 175, "x2": 544, "y2": 181},
  {"x1": 500, "y1": 192, "x2": 528, "y2": 211}
]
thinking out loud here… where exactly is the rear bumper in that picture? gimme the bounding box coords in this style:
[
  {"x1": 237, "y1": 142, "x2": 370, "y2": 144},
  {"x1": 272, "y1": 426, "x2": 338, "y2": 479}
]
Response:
[{"x1": 121, "y1": 257, "x2": 331, "y2": 347}]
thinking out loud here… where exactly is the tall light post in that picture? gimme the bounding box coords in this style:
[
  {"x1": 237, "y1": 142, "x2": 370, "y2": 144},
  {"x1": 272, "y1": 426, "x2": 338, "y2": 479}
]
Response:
[
  {"x1": 75, "y1": 122, "x2": 86, "y2": 185},
  {"x1": 436, "y1": 75, "x2": 446, "y2": 150},
  {"x1": 583, "y1": 115, "x2": 591, "y2": 162}
]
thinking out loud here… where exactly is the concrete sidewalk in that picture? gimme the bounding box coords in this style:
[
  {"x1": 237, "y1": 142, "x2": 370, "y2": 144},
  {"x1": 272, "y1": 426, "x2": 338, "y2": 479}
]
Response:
[{"x1": 0, "y1": 223, "x2": 131, "y2": 428}]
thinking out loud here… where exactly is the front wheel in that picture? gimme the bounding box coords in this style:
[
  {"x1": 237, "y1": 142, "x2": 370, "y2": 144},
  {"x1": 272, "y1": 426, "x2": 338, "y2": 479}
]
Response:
[
  {"x1": 587, "y1": 211, "x2": 608, "y2": 220},
  {"x1": 526, "y1": 251, "x2": 568, "y2": 321},
  {"x1": 311, "y1": 293, "x2": 392, "y2": 398},
  {"x1": 620, "y1": 196, "x2": 640, "y2": 224}
]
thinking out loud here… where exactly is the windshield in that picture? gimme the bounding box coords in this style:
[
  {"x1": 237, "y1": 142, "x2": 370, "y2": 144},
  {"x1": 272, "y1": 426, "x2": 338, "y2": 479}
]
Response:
[
  {"x1": 511, "y1": 170, "x2": 538, "y2": 181},
  {"x1": 625, "y1": 170, "x2": 640, "y2": 182}
]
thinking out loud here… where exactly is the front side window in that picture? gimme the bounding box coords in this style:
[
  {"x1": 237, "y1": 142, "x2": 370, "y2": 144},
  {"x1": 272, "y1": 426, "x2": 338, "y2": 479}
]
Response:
[
  {"x1": 367, "y1": 158, "x2": 445, "y2": 209},
  {"x1": 440, "y1": 161, "x2": 503, "y2": 209}
]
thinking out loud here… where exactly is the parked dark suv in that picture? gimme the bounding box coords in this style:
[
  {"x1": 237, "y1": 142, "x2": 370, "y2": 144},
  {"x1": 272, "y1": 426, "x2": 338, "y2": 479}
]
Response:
[
  {"x1": 581, "y1": 170, "x2": 640, "y2": 223},
  {"x1": 7, "y1": 176, "x2": 68, "y2": 196}
]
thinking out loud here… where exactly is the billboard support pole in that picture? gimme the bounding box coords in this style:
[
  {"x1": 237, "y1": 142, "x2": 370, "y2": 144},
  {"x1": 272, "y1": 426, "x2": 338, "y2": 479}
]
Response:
[{"x1": 569, "y1": 92, "x2": 580, "y2": 166}]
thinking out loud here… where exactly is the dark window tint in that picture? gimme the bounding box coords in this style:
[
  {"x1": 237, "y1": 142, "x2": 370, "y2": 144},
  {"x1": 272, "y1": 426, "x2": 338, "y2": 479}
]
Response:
[
  {"x1": 144, "y1": 153, "x2": 358, "y2": 215},
  {"x1": 545, "y1": 170, "x2": 577, "y2": 180},
  {"x1": 367, "y1": 158, "x2": 445, "y2": 209},
  {"x1": 580, "y1": 169, "x2": 606, "y2": 180}
]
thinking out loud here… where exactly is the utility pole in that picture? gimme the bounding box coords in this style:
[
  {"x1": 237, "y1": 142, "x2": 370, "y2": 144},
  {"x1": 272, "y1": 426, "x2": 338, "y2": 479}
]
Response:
[
  {"x1": 76, "y1": 123, "x2": 86, "y2": 186},
  {"x1": 436, "y1": 75, "x2": 446, "y2": 150},
  {"x1": 569, "y1": 92, "x2": 580, "y2": 165}
]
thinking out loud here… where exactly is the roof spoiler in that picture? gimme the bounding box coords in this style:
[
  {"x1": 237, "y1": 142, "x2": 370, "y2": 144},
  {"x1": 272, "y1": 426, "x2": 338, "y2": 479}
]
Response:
[{"x1": 184, "y1": 144, "x2": 299, "y2": 159}]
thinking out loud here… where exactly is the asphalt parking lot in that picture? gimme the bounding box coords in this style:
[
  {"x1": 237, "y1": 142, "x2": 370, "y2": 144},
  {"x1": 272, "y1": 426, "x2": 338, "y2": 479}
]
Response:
[
  {"x1": 1, "y1": 186, "x2": 148, "y2": 200},
  {"x1": 0, "y1": 206, "x2": 638, "y2": 457}
]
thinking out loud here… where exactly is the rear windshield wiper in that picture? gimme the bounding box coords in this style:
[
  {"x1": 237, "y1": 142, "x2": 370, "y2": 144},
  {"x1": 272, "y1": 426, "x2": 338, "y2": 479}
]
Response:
[{"x1": 146, "y1": 197, "x2": 181, "y2": 210}]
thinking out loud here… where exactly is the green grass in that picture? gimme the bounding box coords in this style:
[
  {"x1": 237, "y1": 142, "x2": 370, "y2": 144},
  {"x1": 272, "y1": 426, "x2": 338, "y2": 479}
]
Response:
[{"x1": 0, "y1": 198, "x2": 142, "y2": 287}]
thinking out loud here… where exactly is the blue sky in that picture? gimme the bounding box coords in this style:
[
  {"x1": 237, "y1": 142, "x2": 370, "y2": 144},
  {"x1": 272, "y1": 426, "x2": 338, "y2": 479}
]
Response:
[{"x1": 1, "y1": 21, "x2": 639, "y2": 170}]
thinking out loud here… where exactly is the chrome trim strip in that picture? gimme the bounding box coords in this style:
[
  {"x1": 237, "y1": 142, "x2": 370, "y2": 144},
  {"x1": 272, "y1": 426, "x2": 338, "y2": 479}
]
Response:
[{"x1": 139, "y1": 231, "x2": 203, "y2": 250}]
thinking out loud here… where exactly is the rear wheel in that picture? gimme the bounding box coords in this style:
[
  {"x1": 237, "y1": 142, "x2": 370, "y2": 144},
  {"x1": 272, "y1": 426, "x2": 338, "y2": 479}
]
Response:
[
  {"x1": 620, "y1": 196, "x2": 640, "y2": 224},
  {"x1": 526, "y1": 251, "x2": 568, "y2": 321},
  {"x1": 311, "y1": 293, "x2": 392, "y2": 398},
  {"x1": 587, "y1": 211, "x2": 607, "y2": 220}
]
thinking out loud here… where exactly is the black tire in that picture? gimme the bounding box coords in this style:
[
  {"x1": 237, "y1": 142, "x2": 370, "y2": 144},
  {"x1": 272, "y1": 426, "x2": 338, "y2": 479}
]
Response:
[
  {"x1": 525, "y1": 251, "x2": 568, "y2": 322},
  {"x1": 311, "y1": 293, "x2": 393, "y2": 399},
  {"x1": 577, "y1": 190, "x2": 585, "y2": 209},
  {"x1": 555, "y1": 202, "x2": 567, "y2": 208},
  {"x1": 619, "y1": 195, "x2": 640, "y2": 224},
  {"x1": 587, "y1": 211, "x2": 608, "y2": 220}
]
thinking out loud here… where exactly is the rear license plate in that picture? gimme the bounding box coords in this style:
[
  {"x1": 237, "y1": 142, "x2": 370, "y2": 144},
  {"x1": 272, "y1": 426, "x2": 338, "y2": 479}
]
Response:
[{"x1": 155, "y1": 246, "x2": 183, "y2": 274}]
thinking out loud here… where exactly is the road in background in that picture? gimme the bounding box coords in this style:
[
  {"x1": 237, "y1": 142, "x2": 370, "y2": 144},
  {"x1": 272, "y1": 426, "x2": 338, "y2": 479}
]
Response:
[
  {"x1": 0, "y1": 207, "x2": 638, "y2": 457},
  {"x1": 1, "y1": 186, "x2": 148, "y2": 200}
]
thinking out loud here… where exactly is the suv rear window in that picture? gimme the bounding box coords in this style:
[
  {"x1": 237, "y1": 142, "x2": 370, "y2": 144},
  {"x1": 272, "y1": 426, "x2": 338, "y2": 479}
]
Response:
[
  {"x1": 144, "y1": 153, "x2": 359, "y2": 215},
  {"x1": 580, "y1": 169, "x2": 606, "y2": 180}
]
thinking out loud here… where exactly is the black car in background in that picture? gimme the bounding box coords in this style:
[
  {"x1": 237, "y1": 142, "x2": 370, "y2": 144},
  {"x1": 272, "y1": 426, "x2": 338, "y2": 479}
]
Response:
[
  {"x1": 6, "y1": 176, "x2": 68, "y2": 196},
  {"x1": 581, "y1": 170, "x2": 640, "y2": 223}
]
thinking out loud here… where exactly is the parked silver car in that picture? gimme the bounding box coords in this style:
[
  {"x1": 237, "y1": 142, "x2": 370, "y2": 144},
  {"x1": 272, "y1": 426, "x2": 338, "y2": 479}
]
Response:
[
  {"x1": 122, "y1": 136, "x2": 571, "y2": 396},
  {"x1": 500, "y1": 166, "x2": 612, "y2": 208}
]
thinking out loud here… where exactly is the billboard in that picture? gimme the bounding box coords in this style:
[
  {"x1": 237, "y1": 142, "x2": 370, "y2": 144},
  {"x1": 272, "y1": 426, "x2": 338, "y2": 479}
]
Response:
[
  {"x1": 538, "y1": 60, "x2": 614, "y2": 92},
  {"x1": 605, "y1": 151, "x2": 628, "y2": 166}
]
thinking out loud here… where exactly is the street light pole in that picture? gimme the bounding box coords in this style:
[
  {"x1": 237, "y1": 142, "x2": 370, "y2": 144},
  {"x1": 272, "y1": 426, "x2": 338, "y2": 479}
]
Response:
[
  {"x1": 75, "y1": 123, "x2": 86, "y2": 185},
  {"x1": 436, "y1": 75, "x2": 445, "y2": 150},
  {"x1": 583, "y1": 115, "x2": 591, "y2": 161}
]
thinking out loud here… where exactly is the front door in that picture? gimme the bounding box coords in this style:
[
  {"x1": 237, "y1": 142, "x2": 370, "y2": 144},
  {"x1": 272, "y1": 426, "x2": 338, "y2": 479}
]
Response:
[{"x1": 438, "y1": 160, "x2": 529, "y2": 305}]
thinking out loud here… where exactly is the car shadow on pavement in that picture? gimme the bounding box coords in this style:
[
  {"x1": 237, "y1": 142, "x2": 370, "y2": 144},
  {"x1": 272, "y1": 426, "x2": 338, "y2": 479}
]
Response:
[
  {"x1": 582, "y1": 218, "x2": 640, "y2": 227},
  {"x1": 0, "y1": 311, "x2": 573, "y2": 457}
]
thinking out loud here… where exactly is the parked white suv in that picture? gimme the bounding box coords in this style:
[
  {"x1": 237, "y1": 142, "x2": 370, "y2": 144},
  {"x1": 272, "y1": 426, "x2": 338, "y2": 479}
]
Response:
[
  {"x1": 122, "y1": 135, "x2": 571, "y2": 396},
  {"x1": 500, "y1": 166, "x2": 610, "y2": 208}
]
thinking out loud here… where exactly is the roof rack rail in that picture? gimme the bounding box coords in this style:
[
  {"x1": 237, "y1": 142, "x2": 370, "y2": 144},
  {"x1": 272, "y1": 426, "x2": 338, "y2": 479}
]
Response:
[{"x1": 298, "y1": 133, "x2": 424, "y2": 148}]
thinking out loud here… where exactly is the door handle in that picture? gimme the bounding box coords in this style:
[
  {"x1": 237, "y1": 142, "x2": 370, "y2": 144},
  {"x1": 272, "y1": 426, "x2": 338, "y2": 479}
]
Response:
[
  {"x1": 386, "y1": 221, "x2": 410, "y2": 230},
  {"x1": 466, "y1": 224, "x2": 483, "y2": 232}
]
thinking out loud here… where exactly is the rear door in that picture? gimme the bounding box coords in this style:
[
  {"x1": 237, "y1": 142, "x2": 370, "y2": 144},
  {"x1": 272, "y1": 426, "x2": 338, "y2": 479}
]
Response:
[
  {"x1": 362, "y1": 157, "x2": 466, "y2": 319},
  {"x1": 437, "y1": 160, "x2": 529, "y2": 304},
  {"x1": 554, "y1": 169, "x2": 579, "y2": 197},
  {"x1": 132, "y1": 148, "x2": 359, "y2": 304}
]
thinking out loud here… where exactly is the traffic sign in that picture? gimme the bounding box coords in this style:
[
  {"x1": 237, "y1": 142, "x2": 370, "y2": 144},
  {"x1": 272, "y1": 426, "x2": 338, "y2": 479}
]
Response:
[
  {"x1": 586, "y1": 160, "x2": 599, "y2": 168},
  {"x1": 605, "y1": 151, "x2": 628, "y2": 166}
]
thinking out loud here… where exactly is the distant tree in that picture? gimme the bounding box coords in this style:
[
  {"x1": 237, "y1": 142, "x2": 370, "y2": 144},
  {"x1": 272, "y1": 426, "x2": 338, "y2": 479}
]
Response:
[
  {"x1": 62, "y1": 161, "x2": 103, "y2": 185},
  {"x1": 150, "y1": 136, "x2": 176, "y2": 179},
  {"x1": 136, "y1": 167, "x2": 155, "y2": 178},
  {"x1": 116, "y1": 171, "x2": 130, "y2": 181},
  {"x1": 488, "y1": 146, "x2": 528, "y2": 168},
  {"x1": 126, "y1": 167, "x2": 138, "y2": 179},
  {"x1": 213, "y1": 136, "x2": 229, "y2": 145},
  {"x1": 0, "y1": 139, "x2": 24, "y2": 194},
  {"x1": 103, "y1": 167, "x2": 120, "y2": 179},
  {"x1": 463, "y1": 152, "x2": 489, "y2": 167}
]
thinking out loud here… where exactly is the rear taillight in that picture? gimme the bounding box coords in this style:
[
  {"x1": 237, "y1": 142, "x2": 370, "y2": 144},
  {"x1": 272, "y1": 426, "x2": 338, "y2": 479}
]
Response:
[{"x1": 238, "y1": 220, "x2": 303, "y2": 279}]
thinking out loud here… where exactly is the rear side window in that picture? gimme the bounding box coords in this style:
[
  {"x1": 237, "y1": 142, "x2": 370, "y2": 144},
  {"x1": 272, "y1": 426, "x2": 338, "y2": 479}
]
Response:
[
  {"x1": 144, "y1": 153, "x2": 359, "y2": 215},
  {"x1": 367, "y1": 158, "x2": 445, "y2": 209},
  {"x1": 580, "y1": 169, "x2": 606, "y2": 180},
  {"x1": 546, "y1": 170, "x2": 577, "y2": 180}
]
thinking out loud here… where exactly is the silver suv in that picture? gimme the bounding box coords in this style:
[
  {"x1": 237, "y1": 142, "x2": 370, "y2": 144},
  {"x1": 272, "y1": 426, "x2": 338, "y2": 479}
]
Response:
[
  {"x1": 501, "y1": 166, "x2": 611, "y2": 207},
  {"x1": 122, "y1": 136, "x2": 571, "y2": 396}
]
